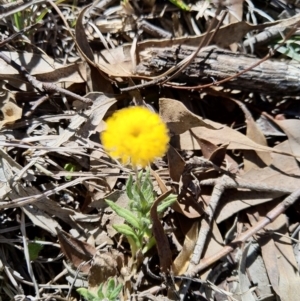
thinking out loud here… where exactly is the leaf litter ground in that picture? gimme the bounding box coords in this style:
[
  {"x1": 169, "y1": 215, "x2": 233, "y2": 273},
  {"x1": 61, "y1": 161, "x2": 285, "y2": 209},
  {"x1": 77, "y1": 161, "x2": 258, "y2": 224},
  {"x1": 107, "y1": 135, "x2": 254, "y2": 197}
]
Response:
[{"x1": 1, "y1": 0, "x2": 300, "y2": 301}]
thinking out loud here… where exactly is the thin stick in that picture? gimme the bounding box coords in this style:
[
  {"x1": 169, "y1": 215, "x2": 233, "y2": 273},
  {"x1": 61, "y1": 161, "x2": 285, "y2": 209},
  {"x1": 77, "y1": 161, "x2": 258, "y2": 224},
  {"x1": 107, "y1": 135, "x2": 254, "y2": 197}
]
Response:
[
  {"x1": 179, "y1": 175, "x2": 227, "y2": 299},
  {"x1": 179, "y1": 173, "x2": 295, "y2": 299},
  {"x1": 20, "y1": 210, "x2": 40, "y2": 298},
  {"x1": 0, "y1": 51, "x2": 92, "y2": 104},
  {"x1": 185, "y1": 187, "x2": 300, "y2": 277},
  {"x1": 161, "y1": 9, "x2": 227, "y2": 84}
]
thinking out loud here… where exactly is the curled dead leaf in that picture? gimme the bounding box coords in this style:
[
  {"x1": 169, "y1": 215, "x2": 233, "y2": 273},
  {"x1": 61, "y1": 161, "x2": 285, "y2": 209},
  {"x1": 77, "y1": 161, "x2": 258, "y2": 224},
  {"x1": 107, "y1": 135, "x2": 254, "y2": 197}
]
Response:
[{"x1": 0, "y1": 98, "x2": 22, "y2": 129}]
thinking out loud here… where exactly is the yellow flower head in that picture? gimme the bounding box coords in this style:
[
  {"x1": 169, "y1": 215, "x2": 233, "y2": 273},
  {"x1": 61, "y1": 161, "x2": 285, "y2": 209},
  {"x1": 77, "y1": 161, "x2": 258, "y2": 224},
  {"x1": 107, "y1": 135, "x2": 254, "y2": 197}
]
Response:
[{"x1": 101, "y1": 106, "x2": 169, "y2": 168}]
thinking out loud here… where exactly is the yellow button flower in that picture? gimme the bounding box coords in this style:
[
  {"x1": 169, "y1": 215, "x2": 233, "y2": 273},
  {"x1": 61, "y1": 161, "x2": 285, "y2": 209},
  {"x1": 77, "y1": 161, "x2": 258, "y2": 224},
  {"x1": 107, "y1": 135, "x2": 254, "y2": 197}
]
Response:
[{"x1": 101, "y1": 106, "x2": 169, "y2": 168}]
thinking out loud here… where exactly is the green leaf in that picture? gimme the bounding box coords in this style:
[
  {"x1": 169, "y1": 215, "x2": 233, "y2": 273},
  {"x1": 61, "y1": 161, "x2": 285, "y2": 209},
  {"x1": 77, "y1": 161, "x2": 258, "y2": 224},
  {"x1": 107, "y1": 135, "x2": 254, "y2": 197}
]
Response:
[
  {"x1": 77, "y1": 288, "x2": 97, "y2": 301},
  {"x1": 157, "y1": 194, "x2": 177, "y2": 214},
  {"x1": 126, "y1": 174, "x2": 134, "y2": 199},
  {"x1": 105, "y1": 199, "x2": 140, "y2": 229},
  {"x1": 139, "y1": 170, "x2": 155, "y2": 205},
  {"x1": 141, "y1": 169, "x2": 152, "y2": 191},
  {"x1": 168, "y1": 0, "x2": 190, "y2": 11},
  {"x1": 28, "y1": 237, "x2": 44, "y2": 261},
  {"x1": 109, "y1": 283, "x2": 123, "y2": 300},
  {"x1": 64, "y1": 163, "x2": 76, "y2": 180},
  {"x1": 137, "y1": 169, "x2": 144, "y2": 181},
  {"x1": 97, "y1": 283, "x2": 105, "y2": 299},
  {"x1": 142, "y1": 236, "x2": 156, "y2": 254},
  {"x1": 106, "y1": 278, "x2": 116, "y2": 297},
  {"x1": 131, "y1": 183, "x2": 143, "y2": 203},
  {"x1": 112, "y1": 224, "x2": 141, "y2": 248},
  {"x1": 276, "y1": 45, "x2": 300, "y2": 62},
  {"x1": 126, "y1": 236, "x2": 138, "y2": 257}
]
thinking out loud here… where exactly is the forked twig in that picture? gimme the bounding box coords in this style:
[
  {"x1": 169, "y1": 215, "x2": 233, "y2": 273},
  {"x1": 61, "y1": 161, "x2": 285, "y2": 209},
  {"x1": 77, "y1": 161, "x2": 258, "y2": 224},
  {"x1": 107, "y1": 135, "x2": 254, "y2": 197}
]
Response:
[
  {"x1": 190, "y1": 174, "x2": 294, "y2": 268},
  {"x1": 185, "y1": 187, "x2": 300, "y2": 277},
  {"x1": 179, "y1": 173, "x2": 296, "y2": 299},
  {"x1": 0, "y1": 51, "x2": 92, "y2": 104},
  {"x1": 190, "y1": 175, "x2": 227, "y2": 265}
]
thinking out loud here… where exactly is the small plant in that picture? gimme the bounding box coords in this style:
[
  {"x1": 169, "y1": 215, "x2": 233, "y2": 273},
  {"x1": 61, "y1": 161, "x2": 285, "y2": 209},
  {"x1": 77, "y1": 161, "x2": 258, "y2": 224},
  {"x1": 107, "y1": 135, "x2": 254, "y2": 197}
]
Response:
[
  {"x1": 28, "y1": 237, "x2": 44, "y2": 261},
  {"x1": 273, "y1": 35, "x2": 300, "y2": 62},
  {"x1": 64, "y1": 162, "x2": 77, "y2": 180},
  {"x1": 77, "y1": 278, "x2": 122, "y2": 301},
  {"x1": 106, "y1": 169, "x2": 176, "y2": 256}
]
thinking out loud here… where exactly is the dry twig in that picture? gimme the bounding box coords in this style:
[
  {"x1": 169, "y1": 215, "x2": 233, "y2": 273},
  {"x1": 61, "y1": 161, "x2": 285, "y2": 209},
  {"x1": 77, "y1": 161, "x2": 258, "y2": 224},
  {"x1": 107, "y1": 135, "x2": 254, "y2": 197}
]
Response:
[{"x1": 186, "y1": 187, "x2": 300, "y2": 277}]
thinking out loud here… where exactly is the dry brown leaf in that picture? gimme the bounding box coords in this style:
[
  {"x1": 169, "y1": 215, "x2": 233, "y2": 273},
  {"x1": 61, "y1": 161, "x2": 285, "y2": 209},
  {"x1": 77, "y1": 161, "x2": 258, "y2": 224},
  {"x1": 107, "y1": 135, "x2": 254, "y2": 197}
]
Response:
[
  {"x1": 247, "y1": 208, "x2": 280, "y2": 296},
  {"x1": 75, "y1": 6, "x2": 114, "y2": 93},
  {"x1": 94, "y1": 15, "x2": 135, "y2": 34},
  {"x1": 272, "y1": 214, "x2": 300, "y2": 301},
  {"x1": 159, "y1": 98, "x2": 220, "y2": 135},
  {"x1": 0, "y1": 52, "x2": 86, "y2": 89},
  {"x1": 150, "y1": 168, "x2": 168, "y2": 194},
  {"x1": 88, "y1": 250, "x2": 124, "y2": 292},
  {"x1": 173, "y1": 216, "x2": 223, "y2": 281},
  {"x1": 8, "y1": 184, "x2": 72, "y2": 234},
  {"x1": 177, "y1": 125, "x2": 297, "y2": 159},
  {"x1": 228, "y1": 0, "x2": 244, "y2": 24},
  {"x1": 244, "y1": 242, "x2": 273, "y2": 299},
  {"x1": 244, "y1": 109, "x2": 272, "y2": 170},
  {"x1": 248, "y1": 204, "x2": 300, "y2": 301},
  {"x1": 150, "y1": 191, "x2": 173, "y2": 273},
  {"x1": 57, "y1": 228, "x2": 97, "y2": 273},
  {"x1": 172, "y1": 198, "x2": 202, "y2": 219},
  {"x1": 199, "y1": 219, "x2": 224, "y2": 281},
  {"x1": 275, "y1": 119, "x2": 300, "y2": 159},
  {"x1": 227, "y1": 0, "x2": 244, "y2": 52},
  {"x1": 160, "y1": 98, "x2": 294, "y2": 159},
  {"x1": 217, "y1": 141, "x2": 300, "y2": 223},
  {"x1": 192, "y1": 137, "x2": 240, "y2": 174},
  {"x1": 167, "y1": 145, "x2": 185, "y2": 184},
  {"x1": 22, "y1": 206, "x2": 60, "y2": 236},
  {"x1": 232, "y1": 242, "x2": 256, "y2": 301},
  {"x1": 242, "y1": 141, "x2": 300, "y2": 192},
  {"x1": 78, "y1": 92, "x2": 117, "y2": 138},
  {"x1": 277, "y1": 245, "x2": 300, "y2": 301},
  {"x1": 246, "y1": 116, "x2": 269, "y2": 153},
  {"x1": 194, "y1": 137, "x2": 223, "y2": 161},
  {"x1": 172, "y1": 218, "x2": 199, "y2": 275},
  {"x1": 88, "y1": 149, "x2": 119, "y2": 199},
  {"x1": 49, "y1": 94, "x2": 117, "y2": 148},
  {"x1": 75, "y1": 5, "x2": 95, "y2": 66}
]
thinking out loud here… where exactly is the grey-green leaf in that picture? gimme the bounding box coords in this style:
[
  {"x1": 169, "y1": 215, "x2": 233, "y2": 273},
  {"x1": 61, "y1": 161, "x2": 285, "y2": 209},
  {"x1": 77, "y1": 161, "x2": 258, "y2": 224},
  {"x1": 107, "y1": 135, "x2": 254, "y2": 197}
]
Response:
[
  {"x1": 105, "y1": 199, "x2": 140, "y2": 229},
  {"x1": 126, "y1": 174, "x2": 134, "y2": 199},
  {"x1": 113, "y1": 224, "x2": 141, "y2": 248},
  {"x1": 109, "y1": 283, "x2": 123, "y2": 300},
  {"x1": 77, "y1": 288, "x2": 97, "y2": 301},
  {"x1": 157, "y1": 195, "x2": 177, "y2": 213}
]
